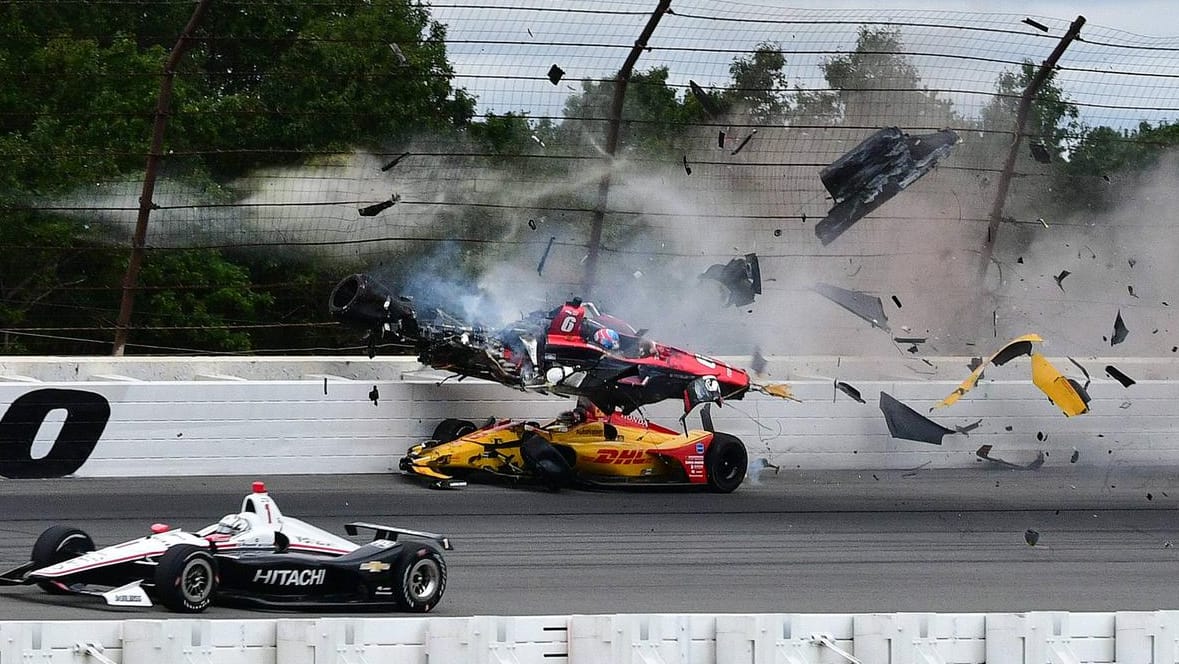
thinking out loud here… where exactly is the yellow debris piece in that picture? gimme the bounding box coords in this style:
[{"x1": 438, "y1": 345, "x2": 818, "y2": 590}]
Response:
[
  {"x1": 759, "y1": 383, "x2": 800, "y2": 402},
  {"x1": 934, "y1": 333, "x2": 1044, "y2": 409},
  {"x1": 1031, "y1": 353, "x2": 1090, "y2": 417}
]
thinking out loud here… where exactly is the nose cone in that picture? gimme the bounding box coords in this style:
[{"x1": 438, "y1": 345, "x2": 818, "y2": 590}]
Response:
[{"x1": 252, "y1": 481, "x2": 266, "y2": 493}]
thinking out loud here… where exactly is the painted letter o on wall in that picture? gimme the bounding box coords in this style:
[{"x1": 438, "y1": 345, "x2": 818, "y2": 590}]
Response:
[{"x1": 0, "y1": 389, "x2": 110, "y2": 478}]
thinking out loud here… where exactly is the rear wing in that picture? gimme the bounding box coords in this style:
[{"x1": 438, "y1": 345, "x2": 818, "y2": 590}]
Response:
[{"x1": 345, "y1": 522, "x2": 453, "y2": 551}]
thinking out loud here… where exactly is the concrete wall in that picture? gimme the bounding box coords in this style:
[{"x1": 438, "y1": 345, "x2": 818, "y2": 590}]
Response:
[
  {"x1": 6, "y1": 611, "x2": 1179, "y2": 663},
  {"x1": 0, "y1": 356, "x2": 1174, "y2": 478}
]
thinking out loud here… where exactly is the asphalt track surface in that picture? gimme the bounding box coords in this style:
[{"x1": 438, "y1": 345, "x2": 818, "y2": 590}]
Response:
[{"x1": 1, "y1": 466, "x2": 1178, "y2": 620}]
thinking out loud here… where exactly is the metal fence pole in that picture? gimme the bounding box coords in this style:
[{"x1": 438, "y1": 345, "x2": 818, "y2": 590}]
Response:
[
  {"x1": 111, "y1": 0, "x2": 214, "y2": 356},
  {"x1": 581, "y1": 0, "x2": 672, "y2": 297},
  {"x1": 977, "y1": 15, "x2": 1085, "y2": 280}
]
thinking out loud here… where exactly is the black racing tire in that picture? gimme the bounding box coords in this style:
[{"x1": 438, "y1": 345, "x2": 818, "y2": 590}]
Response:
[
  {"x1": 431, "y1": 418, "x2": 477, "y2": 444},
  {"x1": 394, "y1": 546, "x2": 447, "y2": 612},
  {"x1": 31, "y1": 525, "x2": 95, "y2": 594},
  {"x1": 704, "y1": 432, "x2": 748, "y2": 493},
  {"x1": 152, "y1": 544, "x2": 217, "y2": 613}
]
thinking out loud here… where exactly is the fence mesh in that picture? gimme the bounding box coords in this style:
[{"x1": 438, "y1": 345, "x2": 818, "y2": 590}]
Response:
[{"x1": 2, "y1": 0, "x2": 1178, "y2": 358}]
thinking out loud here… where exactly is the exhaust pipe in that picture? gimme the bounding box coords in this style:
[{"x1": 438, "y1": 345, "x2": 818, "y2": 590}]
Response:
[{"x1": 329, "y1": 274, "x2": 419, "y2": 340}]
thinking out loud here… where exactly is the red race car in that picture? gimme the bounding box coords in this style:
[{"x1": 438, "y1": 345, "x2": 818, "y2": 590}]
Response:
[{"x1": 329, "y1": 274, "x2": 789, "y2": 414}]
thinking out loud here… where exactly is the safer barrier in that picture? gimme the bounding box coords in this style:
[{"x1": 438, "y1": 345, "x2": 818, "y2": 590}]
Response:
[
  {"x1": 4, "y1": 611, "x2": 1179, "y2": 663},
  {"x1": 1, "y1": 355, "x2": 1177, "y2": 477}
]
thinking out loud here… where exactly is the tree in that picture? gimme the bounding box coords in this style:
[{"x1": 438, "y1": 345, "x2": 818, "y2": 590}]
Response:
[
  {"x1": 720, "y1": 42, "x2": 789, "y2": 124},
  {"x1": 558, "y1": 66, "x2": 694, "y2": 155},
  {"x1": 980, "y1": 61, "x2": 1079, "y2": 163}
]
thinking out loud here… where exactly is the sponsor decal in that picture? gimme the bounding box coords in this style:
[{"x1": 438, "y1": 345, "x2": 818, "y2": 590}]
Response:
[
  {"x1": 686, "y1": 455, "x2": 705, "y2": 477},
  {"x1": 370, "y1": 540, "x2": 394, "y2": 549},
  {"x1": 359, "y1": 561, "x2": 391, "y2": 573},
  {"x1": 695, "y1": 442, "x2": 705, "y2": 454},
  {"x1": 252, "y1": 569, "x2": 326, "y2": 586},
  {"x1": 591, "y1": 448, "x2": 648, "y2": 465}
]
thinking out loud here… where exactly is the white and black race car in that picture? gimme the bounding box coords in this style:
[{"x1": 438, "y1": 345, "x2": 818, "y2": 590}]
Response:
[{"x1": 0, "y1": 482, "x2": 452, "y2": 613}]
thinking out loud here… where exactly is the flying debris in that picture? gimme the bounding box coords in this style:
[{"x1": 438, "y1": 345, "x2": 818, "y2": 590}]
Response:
[
  {"x1": 1029, "y1": 142, "x2": 1052, "y2": 163},
  {"x1": 358, "y1": 194, "x2": 401, "y2": 217},
  {"x1": 935, "y1": 334, "x2": 1043, "y2": 409},
  {"x1": 955, "y1": 419, "x2": 983, "y2": 436},
  {"x1": 880, "y1": 392, "x2": 955, "y2": 444},
  {"x1": 536, "y1": 236, "x2": 556, "y2": 276},
  {"x1": 380, "y1": 152, "x2": 410, "y2": 172},
  {"x1": 547, "y1": 64, "x2": 565, "y2": 85},
  {"x1": 1031, "y1": 353, "x2": 1091, "y2": 417},
  {"x1": 1070, "y1": 449, "x2": 1079, "y2": 463},
  {"x1": 1024, "y1": 528, "x2": 1041, "y2": 546},
  {"x1": 814, "y1": 127, "x2": 959, "y2": 245},
  {"x1": 773, "y1": 229, "x2": 782, "y2": 237},
  {"x1": 1067, "y1": 357, "x2": 1092, "y2": 390},
  {"x1": 812, "y1": 282, "x2": 890, "y2": 331},
  {"x1": 730, "y1": 130, "x2": 757, "y2": 156},
  {"x1": 891, "y1": 295, "x2": 902, "y2": 308},
  {"x1": 688, "y1": 80, "x2": 721, "y2": 118},
  {"x1": 1054, "y1": 270, "x2": 1070, "y2": 291},
  {"x1": 1128, "y1": 285, "x2": 1138, "y2": 298},
  {"x1": 750, "y1": 348, "x2": 767, "y2": 375},
  {"x1": 717, "y1": 130, "x2": 726, "y2": 149},
  {"x1": 835, "y1": 381, "x2": 865, "y2": 404},
  {"x1": 682, "y1": 155, "x2": 692, "y2": 175},
  {"x1": 528, "y1": 219, "x2": 537, "y2": 230},
  {"x1": 1105, "y1": 365, "x2": 1136, "y2": 388},
  {"x1": 978, "y1": 445, "x2": 1045, "y2": 470},
  {"x1": 700, "y1": 253, "x2": 762, "y2": 307},
  {"x1": 1022, "y1": 17, "x2": 1050, "y2": 31},
  {"x1": 388, "y1": 43, "x2": 408, "y2": 66},
  {"x1": 1111, "y1": 310, "x2": 1129, "y2": 346}
]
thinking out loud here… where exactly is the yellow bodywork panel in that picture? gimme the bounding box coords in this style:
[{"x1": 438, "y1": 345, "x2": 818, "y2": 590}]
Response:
[
  {"x1": 935, "y1": 333, "x2": 1044, "y2": 409},
  {"x1": 1031, "y1": 353, "x2": 1090, "y2": 417}
]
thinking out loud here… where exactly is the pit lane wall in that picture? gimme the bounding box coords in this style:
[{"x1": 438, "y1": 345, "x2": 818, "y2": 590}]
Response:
[
  {"x1": 6, "y1": 611, "x2": 1179, "y2": 663},
  {"x1": 0, "y1": 355, "x2": 1176, "y2": 478}
]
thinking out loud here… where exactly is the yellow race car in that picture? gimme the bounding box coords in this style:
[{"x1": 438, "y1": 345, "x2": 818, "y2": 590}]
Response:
[{"x1": 400, "y1": 404, "x2": 748, "y2": 492}]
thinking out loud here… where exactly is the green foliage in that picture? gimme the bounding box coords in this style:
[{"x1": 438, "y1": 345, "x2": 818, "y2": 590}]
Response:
[
  {"x1": 721, "y1": 42, "x2": 789, "y2": 123},
  {"x1": 559, "y1": 66, "x2": 695, "y2": 155},
  {"x1": 981, "y1": 61, "x2": 1079, "y2": 161}
]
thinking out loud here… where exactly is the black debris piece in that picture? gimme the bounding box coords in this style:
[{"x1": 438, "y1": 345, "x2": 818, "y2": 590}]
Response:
[
  {"x1": 921, "y1": 358, "x2": 935, "y2": 368},
  {"x1": 879, "y1": 391, "x2": 954, "y2": 444},
  {"x1": 368, "y1": 385, "x2": 380, "y2": 406},
  {"x1": 700, "y1": 253, "x2": 762, "y2": 307},
  {"x1": 536, "y1": 236, "x2": 556, "y2": 276},
  {"x1": 955, "y1": 419, "x2": 982, "y2": 436},
  {"x1": 1128, "y1": 258, "x2": 1137, "y2": 268},
  {"x1": 1029, "y1": 142, "x2": 1052, "y2": 163},
  {"x1": 751, "y1": 347, "x2": 767, "y2": 375},
  {"x1": 688, "y1": 80, "x2": 721, "y2": 118},
  {"x1": 1022, "y1": 17, "x2": 1050, "y2": 31},
  {"x1": 380, "y1": 152, "x2": 410, "y2": 172},
  {"x1": 967, "y1": 357, "x2": 983, "y2": 372},
  {"x1": 1017, "y1": 256, "x2": 1024, "y2": 264},
  {"x1": 682, "y1": 155, "x2": 692, "y2": 175},
  {"x1": 907, "y1": 345, "x2": 919, "y2": 354},
  {"x1": 1070, "y1": 449, "x2": 1079, "y2": 463},
  {"x1": 1129, "y1": 285, "x2": 1139, "y2": 298},
  {"x1": 1080, "y1": 245, "x2": 1096, "y2": 259},
  {"x1": 1173, "y1": 346, "x2": 1177, "y2": 353},
  {"x1": 358, "y1": 195, "x2": 400, "y2": 217},
  {"x1": 1147, "y1": 493, "x2": 1154, "y2": 501},
  {"x1": 1105, "y1": 365, "x2": 1136, "y2": 388},
  {"x1": 1067, "y1": 357, "x2": 1092, "y2": 390},
  {"x1": 773, "y1": 229, "x2": 782, "y2": 237},
  {"x1": 717, "y1": 130, "x2": 726, "y2": 149},
  {"x1": 894, "y1": 337, "x2": 926, "y2": 344},
  {"x1": 991, "y1": 339, "x2": 1037, "y2": 366},
  {"x1": 1036, "y1": 431, "x2": 1045, "y2": 441},
  {"x1": 1005, "y1": 425, "x2": 1014, "y2": 431},
  {"x1": 527, "y1": 219, "x2": 537, "y2": 230},
  {"x1": 527, "y1": 28, "x2": 533, "y2": 37},
  {"x1": 1111, "y1": 310, "x2": 1129, "y2": 346},
  {"x1": 731, "y1": 130, "x2": 757, "y2": 156},
  {"x1": 1054, "y1": 270, "x2": 1070, "y2": 291},
  {"x1": 815, "y1": 127, "x2": 959, "y2": 245},
  {"x1": 978, "y1": 444, "x2": 1045, "y2": 470},
  {"x1": 801, "y1": 212, "x2": 807, "y2": 224},
  {"x1": 547, "y1": 64, "x2": 565, "y2": 85},
  {"x1": 835, "y1": 381, "x2": 866, "y2": 404},
  {"x1": 1103, "y1": 174, "x2": 1111, "y2": 182},
  {"x1": 813, "y1": 282, "x2": 890, "y2": 331},
  {"x1": 1024, "y1": 528, "x2": 1040, "y2": 546},
  {"x1": 891, "y1": 295, "x2": 902, "y2": 308}
]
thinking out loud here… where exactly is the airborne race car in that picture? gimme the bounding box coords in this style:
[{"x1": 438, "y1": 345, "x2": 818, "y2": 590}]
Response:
[
  {"x1": 402, "y1": 403, "x2": 749, "y2": 492},
  {"x1": 0, "y1": 482, "x2": 451, "y2": 613}
]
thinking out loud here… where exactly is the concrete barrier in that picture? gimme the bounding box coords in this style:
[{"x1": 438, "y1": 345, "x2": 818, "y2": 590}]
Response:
[
  {"x1": 0, "y1": 356, "x2": 1175, "y2": 477},
  {"x1": 6, "y1": 611, "x2": 1179, "y2": 663}
]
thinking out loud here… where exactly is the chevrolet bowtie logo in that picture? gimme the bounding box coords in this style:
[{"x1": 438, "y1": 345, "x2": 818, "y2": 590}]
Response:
[{"x1": 359, "y1": 561, "x2": 391, "y2": 573}]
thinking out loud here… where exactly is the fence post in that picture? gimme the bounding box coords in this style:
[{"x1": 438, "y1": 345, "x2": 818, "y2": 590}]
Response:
[
  {"x1": 977, "y1": 15, "x2": 1085, "y2": 280},
  {"x1": 112, "y1": 0, "x2": 214, "y2": 356}
]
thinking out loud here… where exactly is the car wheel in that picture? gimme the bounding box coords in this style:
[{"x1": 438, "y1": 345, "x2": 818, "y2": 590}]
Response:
[
  {"x1": 31, "y1": 525, "x2": 95, "y2": 594},
  {"x1": 705, "y1": 433, "x2": 747, "y2": 493},
  {"x1": 153, "y1": 544, "x2": 217, "y2": 613},
  {"x1": 394, "y1": 547, "x2": 447, "y2": 612},
  {"x1": 431, "y1": 418, "x2": 477, "y2": 444}
]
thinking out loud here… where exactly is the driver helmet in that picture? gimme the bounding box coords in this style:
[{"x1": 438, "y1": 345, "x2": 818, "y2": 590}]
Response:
[
  {"x1": 214, "y1": 512, "x2": 259, "y2": 536},
  {"x1": 594, "y1": 327, "x2": 620, "y2": 350}
]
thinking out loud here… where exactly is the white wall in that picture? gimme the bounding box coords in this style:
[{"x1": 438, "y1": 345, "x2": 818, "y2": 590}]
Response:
[{"x1": 0, "y1": 356, "x2": 1173, "y2": 477}]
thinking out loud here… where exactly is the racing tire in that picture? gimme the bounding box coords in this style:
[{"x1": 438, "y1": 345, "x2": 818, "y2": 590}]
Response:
[
  {"x1": 394, "y1": 547, "x2": 447, "y2": 612},
  {"x1": 31, "y1": 525, "x2": 95, "y2": 594},
  {"x1": 431, "y1": 418, "x2": 477, "y2": 444},
  {"x1": 704, "y1": 433, "x2": 747, "y2": 493},
  {"x1": 153, "y1": 544, "x2": 218, "y2": 613}
]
